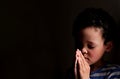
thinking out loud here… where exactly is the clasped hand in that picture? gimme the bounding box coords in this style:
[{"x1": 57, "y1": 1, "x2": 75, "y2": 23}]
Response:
[{"x1": 74, "y1": 49, "x2": 90, "y2": 79}]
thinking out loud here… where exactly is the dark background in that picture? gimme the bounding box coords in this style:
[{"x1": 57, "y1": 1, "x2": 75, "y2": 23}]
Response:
[{"x1": 1, "y1": 0, "x2": 120, "y2": 79}]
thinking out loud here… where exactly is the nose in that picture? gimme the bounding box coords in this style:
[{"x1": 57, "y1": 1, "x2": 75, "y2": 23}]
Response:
[{"x1": 81, "y1": 47, "x2": 88, "y2": 54}]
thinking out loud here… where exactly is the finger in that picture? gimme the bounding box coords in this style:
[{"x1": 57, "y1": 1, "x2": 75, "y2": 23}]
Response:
[
  {"x1": 74, "y1": 53, "x2": 77, "y2": 72},
  {"x1": 77, "y1": 49, "x2": 90, "y2": 71},
  {"x1": 76, "y1": 49, "x2": 85, "y2": 69},
  {"x1": 78, "y1": 49, "x2": 89, "y2": 65},
  {"x1": 78, "y1": 49, "x2": 89, "y2": 66},
  {"x1": 77, "y1": 49, "x2": 89, "y2": 70},
  {"x1": 74, "y1": 50, "x2": 78, "y2": 79},
  {"x1": 76, "y1": 49, "x2": 90, "y2": 79},
  {"x1": 78, "y1": 49, "x2": 86, "y2": 62}
]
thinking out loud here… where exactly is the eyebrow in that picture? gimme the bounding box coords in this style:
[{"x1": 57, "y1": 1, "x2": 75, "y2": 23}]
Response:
[{"x1": 87, "y1": 41, "x2": 97, "y2": 45}]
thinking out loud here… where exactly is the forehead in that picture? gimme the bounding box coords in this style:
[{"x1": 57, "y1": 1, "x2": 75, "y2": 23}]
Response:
[
  {"x1": 82, "y1": 26, "x2": 102, "y2": 34},
  {"x1": 78, "y1": 26, "x2": 104, "y2": 41}
]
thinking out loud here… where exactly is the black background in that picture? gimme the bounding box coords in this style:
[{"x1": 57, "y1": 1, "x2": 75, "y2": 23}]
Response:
[{"x1": 1, "y1": 0, "x2": 120, "y2": 79}]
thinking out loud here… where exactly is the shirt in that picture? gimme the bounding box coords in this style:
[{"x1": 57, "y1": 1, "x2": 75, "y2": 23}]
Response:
[
  {"x1": 66, "y1": 63, "x2": 120, "y2": 79},
  {"x1": 90, "y1": 64, "x2": 120, "y2": 79}
]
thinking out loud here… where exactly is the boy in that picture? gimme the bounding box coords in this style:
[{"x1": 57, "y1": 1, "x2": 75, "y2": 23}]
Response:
[{"x1": 67, "y1": 8, "x2": 120, "y2": 79}]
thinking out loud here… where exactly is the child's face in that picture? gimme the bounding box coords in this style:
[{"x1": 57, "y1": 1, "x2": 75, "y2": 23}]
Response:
[{"x1": 77, "y1": 26, "x2": 109, "y2": 65}]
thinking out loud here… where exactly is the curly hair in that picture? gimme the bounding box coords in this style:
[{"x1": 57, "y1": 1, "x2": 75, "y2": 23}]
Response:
[{"x1": 72, "y1": 8, "x2": 117, "y2": 44}]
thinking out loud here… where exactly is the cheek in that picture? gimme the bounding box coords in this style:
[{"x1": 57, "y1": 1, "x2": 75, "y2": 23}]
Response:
[
  {"x1": 89, "y1": 48, "x2": 105, "y2": 59},
  {"x1": 90, "y1": 52, "x2": 99, "y2": 59}
]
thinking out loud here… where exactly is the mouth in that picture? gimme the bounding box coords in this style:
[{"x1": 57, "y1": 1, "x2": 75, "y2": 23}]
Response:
[
  {"x1": 84, "y1": 57, "x2": 89, "y2": 61},
  {"x1": 84, "y1": 57, "x2": 87, "y2": 59}
]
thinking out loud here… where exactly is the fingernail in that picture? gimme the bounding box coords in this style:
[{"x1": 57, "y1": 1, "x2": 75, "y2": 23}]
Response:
[{"x1": 78, "y1": 49, "x2": 81, "y2": 53}]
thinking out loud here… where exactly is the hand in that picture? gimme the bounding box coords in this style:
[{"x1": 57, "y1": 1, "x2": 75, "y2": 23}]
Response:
[{"x1": 74, "y1": 49, "x2": 90, "y2": 79}]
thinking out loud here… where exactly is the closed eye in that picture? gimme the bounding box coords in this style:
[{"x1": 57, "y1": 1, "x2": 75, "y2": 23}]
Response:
[{"x1": 88, "y1": 44, "x2": 95, "y2": 49}]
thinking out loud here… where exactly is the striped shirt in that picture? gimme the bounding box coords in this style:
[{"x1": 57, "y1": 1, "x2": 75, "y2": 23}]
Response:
[
  {"x1": 66, "y1": 64, "x2": 120, "y2": 79},
  {"x1": 90, "y1": 64, "x2": 120, "y2": 79}
]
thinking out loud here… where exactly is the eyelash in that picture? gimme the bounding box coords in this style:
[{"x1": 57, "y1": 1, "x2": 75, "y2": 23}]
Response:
[
  {"x1": 88, "y1": 45, "x2": 95, "y2": 49},
  {"x1": 77, "y1": 44, "x2": 95, "y2": 49}
]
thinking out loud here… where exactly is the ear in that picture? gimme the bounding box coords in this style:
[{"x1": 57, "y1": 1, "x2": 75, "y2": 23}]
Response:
[{"x1": 105, "y1": 41, "x2": 113, "y2": 53}]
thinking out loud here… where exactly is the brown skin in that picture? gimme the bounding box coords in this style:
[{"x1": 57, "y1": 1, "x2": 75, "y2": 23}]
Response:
[{"x1": 74, "y1": 26, "x2": 112, "y2": 79}]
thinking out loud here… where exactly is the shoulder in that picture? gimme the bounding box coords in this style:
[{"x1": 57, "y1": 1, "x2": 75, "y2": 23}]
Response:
[
  {"x1": 103, "y1": 64, "x2": 120, "y2": 78},
  {"x1": 102, "y1": 64, "x2": 120, "y2": 71},
  {"x1": 90, "y1": 63, "x2": 120, "y2": 79}
]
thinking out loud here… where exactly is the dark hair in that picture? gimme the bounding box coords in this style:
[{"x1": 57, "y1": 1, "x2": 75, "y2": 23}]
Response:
[{"x1": 72, "y1": 8, "x2": 117, "y2": 44}]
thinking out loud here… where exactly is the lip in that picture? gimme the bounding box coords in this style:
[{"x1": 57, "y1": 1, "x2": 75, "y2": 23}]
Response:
[
  {"x1": 85, "y1": 57, "x2": 89, "y2": 60},
  {"x1": 84, "y1": 56, "x2": 88, "y2": 59},
  {"x1": 85, "y1": 58, "x2": 89, "y2": 63}
]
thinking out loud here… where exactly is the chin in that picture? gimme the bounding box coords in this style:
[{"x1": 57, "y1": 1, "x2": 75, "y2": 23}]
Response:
[{"x1": 85, "y1": 59, "x2": 91, "y2": 65}]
